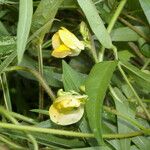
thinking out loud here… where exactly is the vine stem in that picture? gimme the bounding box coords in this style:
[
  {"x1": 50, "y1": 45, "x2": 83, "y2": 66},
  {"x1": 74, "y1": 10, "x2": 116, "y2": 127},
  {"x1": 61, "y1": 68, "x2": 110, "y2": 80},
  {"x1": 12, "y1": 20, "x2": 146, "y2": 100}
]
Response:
[
  {"x1": 37, "y1": 43, "x2": 44, "y2": 119},
  {"x1": 0, "y1": 73, "x2": 12, "y2": 111},
  {"x1": 141, "y1": 58, "x2": 150, "y2": 70},
  {"x1": 4, "y1": 66, "x2": 56, "y2": 101},
  {"x1": 0, "y1": 107, "x2": 38, "y2": 150},
  {"x1": 119, "y1": 17, "x2": 150, "y2": 43},
  {"x1": 118, "y1": 63, "x2": 150, "y2": 120},
  {"x1": 0, "y1": 134, "x2": 25, "y2": 150},
  {"x1": 98, "y1": 0, "x2": 127, "y2": 62},
  {"x1": 103, "y1": 105, "x2": 149, "y2": 132},
  {"x1": 0, "y1": 122, "x2": 148, "y2": 139}
]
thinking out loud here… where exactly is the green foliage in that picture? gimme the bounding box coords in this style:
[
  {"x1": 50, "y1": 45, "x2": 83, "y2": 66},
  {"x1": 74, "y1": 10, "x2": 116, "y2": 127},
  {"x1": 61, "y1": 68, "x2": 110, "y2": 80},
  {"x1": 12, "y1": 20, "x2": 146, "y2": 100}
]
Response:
[
  {"x1": 0, "y1": 0, "x2": 150, "y2": 149},
  {"x1": 85, "y1": 61, "x2": 117, "y2": 144},
  {"x1": 17, "y1": 0, "x2": 33, "y2": 63}
]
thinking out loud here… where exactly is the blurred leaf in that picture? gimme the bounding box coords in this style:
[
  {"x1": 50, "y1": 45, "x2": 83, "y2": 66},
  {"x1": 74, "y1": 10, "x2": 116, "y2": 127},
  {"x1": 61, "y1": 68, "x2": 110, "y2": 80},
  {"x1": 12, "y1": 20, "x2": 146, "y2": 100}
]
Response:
[
  {"x1": 112, "y1": 88, "x2": 134, "y2": 150},
  {"x1": 17, "y1": 0, "x2": 33, "y2": 63},
  {"x1": 132, "y1": 136, "x2": 150, "y2": 150},
  {"x1": 30, "y1": 109, "x2": 49, "y2": 115},
  {"x1": 31, "y1": 0, "x2": 63, "y2": 42},
  {"x1": 20, "y1": 55, "x2": 62, "y2": 87},
  {"x1": 85, "y1": 61, "x2": 117, "y2": 144},
  {"x1": 0, "y1": 36, "x2": 16, "y2": 55},
  {"x1": 62, "y1": 61, "x2": 87, "y2": 92},
  {"x1": 111, "y1": 26, "x2": 150, "y2": 42},
  {"x1": 77, "y1": 0, "x2": 112, "y2": 48},
  {"x1": 118, "y1": 50, "x2": 135, "y2": 62},
  {"x1": 121, "y1": 62, "x2": 150, "y2": 91},
  {"x1": 139, "y1": 0, "x2": 150, "y2": 24},
  {"x1": 0, "y1": 21, "x2": 9, "y2": 36},
  {"x1": 0, "y1": 51, "x2": 17, "y2": 75},
  {"x1": 71, "y1": 146, "x2": 111, "y2": 150}
]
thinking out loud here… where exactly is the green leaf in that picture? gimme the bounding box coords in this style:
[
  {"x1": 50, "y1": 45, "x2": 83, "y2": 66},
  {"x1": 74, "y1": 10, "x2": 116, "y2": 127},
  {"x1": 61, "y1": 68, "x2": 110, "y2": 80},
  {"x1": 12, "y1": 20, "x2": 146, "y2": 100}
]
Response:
[
  {"x1": 132, "y1": 136, "x2": 150, "y2": 150},
  {"x1": 111, "y1": 26, "x2": 150, "y2": 42},
  {"x1": 17, "y1": 0, "x2": 33, "y2": 63},
  {"x1": 77, "y1": 0, "x2": 112, "y2": 48},
  {"x1": 19, "y1": 55, "x2": 62, "y2": 87},
  {"x1": 85, "y1": 61, "x2": 117, "y2": 145},
  {"x1": 121, "y1": 62, "x2": 150, "y2": 91},
  {"x1": 0, "y1": 36, "x2": 16, "y2": 55},
  {"x1": 139, "y1": 0, "x2": 150, "y2": 24},
  {"x1": 112, "y1": 88, "x2": 133, "y2": 150},
  {"x1": 62, "y1": 61, "x2": 87, "y2": 92},
  {"x1": 0, "y1": 51, "x2": 17, "y2": 75},
  {"x1": 31, "y1": 0, "x2": 63, "y2": 42}
]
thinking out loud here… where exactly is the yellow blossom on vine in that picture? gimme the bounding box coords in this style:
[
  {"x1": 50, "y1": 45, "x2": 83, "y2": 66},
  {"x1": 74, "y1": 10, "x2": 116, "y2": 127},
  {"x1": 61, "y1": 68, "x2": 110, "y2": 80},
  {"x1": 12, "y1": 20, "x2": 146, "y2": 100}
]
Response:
[
  {"x1": 51, "y1": 27, "x2": 84, "y2": 58},
  {"x1": 49, "y1": 89, "x2": 87, "y2": 125}
]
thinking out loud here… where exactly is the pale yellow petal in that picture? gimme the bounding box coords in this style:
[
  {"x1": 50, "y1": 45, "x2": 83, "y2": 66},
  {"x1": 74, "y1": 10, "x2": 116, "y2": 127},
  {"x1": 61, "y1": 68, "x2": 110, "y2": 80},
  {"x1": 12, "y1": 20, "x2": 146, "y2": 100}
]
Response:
[
  {"x1": 51, "y1": 44, "x2": 72, "y2": 58},
  {"x1": 52, "y1": 32, "x2": 61, "y2": 49},
  {"x1": 58, "y1": 27, "x2": 84, "y2": 50},
  {"x1": 49, "y1": 105, "x2": 84, "y2": 126},
  {"x1": 53, "y1": 95, "x2": 81, "y2": 112}
]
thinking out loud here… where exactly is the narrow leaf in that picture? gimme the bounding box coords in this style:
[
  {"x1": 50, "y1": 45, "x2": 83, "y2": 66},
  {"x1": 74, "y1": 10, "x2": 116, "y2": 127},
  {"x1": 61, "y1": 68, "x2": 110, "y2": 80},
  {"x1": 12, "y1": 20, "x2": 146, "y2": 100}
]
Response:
[
  {"x1": 62, "y1": 61, "x2": 87, "y2": 92},
  {"x1": 85, "y1": 61, "x2": 117, "y2": 145},
  {"x1": 77, "y1": 0, "x2": 112, "y2": 48},
  {"x1": 31, "y1": 0, "x2": 63, "y2": 42},
  {"x1": 139, "y1": 0, "x2": 150, "y2": 24},
  {"x1": 17, "y1": 0, "x2": 33, "y2": 63}
]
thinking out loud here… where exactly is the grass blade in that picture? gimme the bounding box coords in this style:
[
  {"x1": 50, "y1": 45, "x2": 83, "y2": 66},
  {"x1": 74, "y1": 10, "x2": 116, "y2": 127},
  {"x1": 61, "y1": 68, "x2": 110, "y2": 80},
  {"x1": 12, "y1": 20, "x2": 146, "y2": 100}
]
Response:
[
  {"x1": 77, "y1": 0, "x2": 112, "y2": 48},
  {"x1": 139, "y1": 0, "x2": 150, "y2": 24},
  {"x1": 17, "y1": 0, "x2": 33, "y2": 63}
]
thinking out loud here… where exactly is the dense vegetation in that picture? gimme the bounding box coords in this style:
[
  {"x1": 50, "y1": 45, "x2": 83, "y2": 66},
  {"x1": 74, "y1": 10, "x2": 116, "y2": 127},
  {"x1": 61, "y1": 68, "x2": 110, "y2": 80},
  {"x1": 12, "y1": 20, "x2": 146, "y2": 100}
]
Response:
[{"x1": 0, "y1": 0, "x2": 150, "y2": 149}]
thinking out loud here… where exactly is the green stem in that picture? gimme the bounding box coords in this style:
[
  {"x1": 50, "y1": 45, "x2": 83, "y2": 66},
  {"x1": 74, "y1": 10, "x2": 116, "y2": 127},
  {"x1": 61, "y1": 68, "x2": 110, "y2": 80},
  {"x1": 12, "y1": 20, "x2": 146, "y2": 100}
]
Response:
[
  {"x1": 0, "y1": 134, "x2": 26, "y2": 150},
  {"x1": 10, "y1": 112, "x2": 38, "y2": 125},
  {"x1": 119, "y1": 17, "x2": 150, "y2": 43},
  {"x1": 103, "y1": 105, "x2": 148, "y2": 132},
  {"x1": 0, "y1": 122, "x2": 148, "y2": 139},
  {"x1": 0, "y1": 107, "x2": 38, "y2": 150},
  {"x1": 118, "y1": 63, "x2": 150, "y2": 120},
  {"x1": 141, "y1": 58, "x2": 150, "y2": 70},
  {"x1": 4, "y1": 66, "x2": 56, "y2": 101},
  {"x1": 98, "y1": 0, "x2": 127, "y2": 61},
  {"x1": 37, "y1": 43, "x2": 44, "y2": 119},
  {"x1": 0, "y1": 73, "x2": 12, "y2": 111},
  {"x1": 128, "y1": 42, "x2": 146, "y2": 63}
]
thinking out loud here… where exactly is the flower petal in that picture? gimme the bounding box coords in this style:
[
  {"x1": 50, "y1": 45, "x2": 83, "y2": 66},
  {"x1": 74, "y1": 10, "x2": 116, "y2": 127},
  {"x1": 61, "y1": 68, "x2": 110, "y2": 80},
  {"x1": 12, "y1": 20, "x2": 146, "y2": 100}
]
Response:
[
  {"x1": 59, "y1": 27, "x2": 84, "y2": 50},
  {"x1": 49, "y1": 105, "x2": 84, "y2": 125},
  {"x1": 52, "y1": 32, "x2": 61, "y2": 49},
  {"x1": 51, "y1": 44, "x2": 72, "y2": 58}
]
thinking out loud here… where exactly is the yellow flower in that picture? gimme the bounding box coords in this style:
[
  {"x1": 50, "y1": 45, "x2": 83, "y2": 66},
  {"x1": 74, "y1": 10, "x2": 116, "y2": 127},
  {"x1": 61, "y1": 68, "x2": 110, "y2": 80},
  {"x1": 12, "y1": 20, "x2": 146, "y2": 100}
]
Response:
[
  {"x1": 51, "y1": 27, "x2": 84, "y2": 58},
  {"x1": 49, "y1": 90, "x2": 87, "y2": 126}
]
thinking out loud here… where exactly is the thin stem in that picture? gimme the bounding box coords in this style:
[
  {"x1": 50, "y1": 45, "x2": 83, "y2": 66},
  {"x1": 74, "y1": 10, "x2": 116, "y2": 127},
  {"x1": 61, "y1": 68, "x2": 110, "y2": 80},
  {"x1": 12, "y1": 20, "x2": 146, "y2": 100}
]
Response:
[
  {"x1": 0, "y1": 107, "x2": 38, "y2": 150},
  {"x1": 37, "y1": 44, "x2": 44, "y2": 119},
  {"x1": 128, "y1": 42, "x2": 146, "y2": 63},
  {"x1": 103, "y1": 106, "x2": 148, "y2": 132},
  {"x1": 10, "y1": 112, "x2": 38, "y2": 125},
  {"x1": 119, "y1": 17, "x2": 150, "y2": 43},
  {"x1": 4, "y1": 66, "x2": 56, "y2": 101},
  {"x1": 98, "y1": 0, "x2": 127, "y2": 61},
  {"x1": 141, "y1": 58, "x2": 150, "y2": 70},
  {"x1": 0, "y1": 73, "x2": 12, "y2": 111},
  {"x1": 0, "y1": 122, "x2": 148, "y2": 139},
  {"x1": 122, "y1": 13, "x2": 148, "y2": 26},
  {"x1": 0, "y1": 134, "x2": 26, "y2": 150},
  {"x1": 89, "y1": 33, "x2": 99, "y2": 63},
  {"x1": 118, "y1": 63, "x2": 150, "y2": 120}
]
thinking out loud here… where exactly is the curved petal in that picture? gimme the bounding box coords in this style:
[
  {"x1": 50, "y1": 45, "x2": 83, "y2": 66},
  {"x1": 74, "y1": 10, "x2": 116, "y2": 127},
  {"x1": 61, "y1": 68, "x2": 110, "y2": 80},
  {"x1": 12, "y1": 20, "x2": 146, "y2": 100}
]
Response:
[
  {"x1": 52, "y1": 32, "x2": 62, "y2": 49},
  {"x1": 59, "y1": 27, "x2": 84, "y2": 50},
  {"x1": 49, "y1": 105, "x2": 84, "y2": 125},
  {"x1": 51, "y1": 44, "x2": 72, "y2": 58}
]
